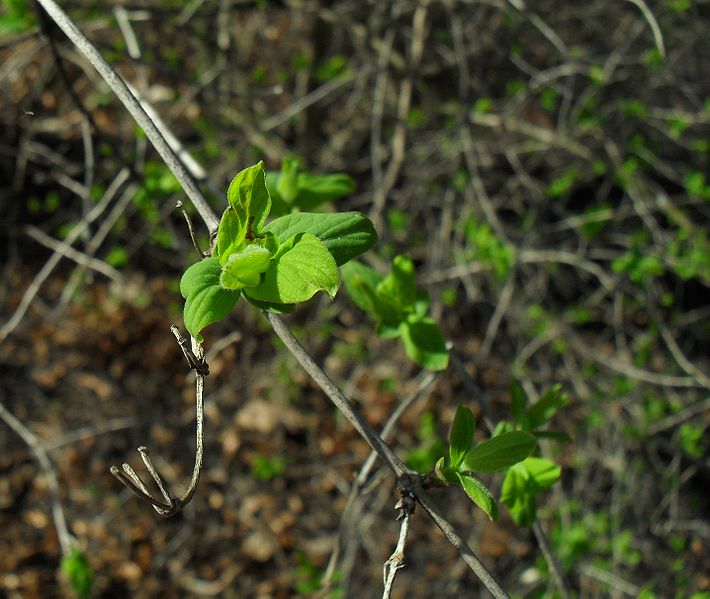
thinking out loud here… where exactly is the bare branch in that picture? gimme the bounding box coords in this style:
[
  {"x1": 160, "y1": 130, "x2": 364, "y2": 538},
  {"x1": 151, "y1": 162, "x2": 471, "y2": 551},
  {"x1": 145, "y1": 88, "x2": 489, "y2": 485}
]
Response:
[
  {"x1": 109, "y1": 326, "x2": 207, "y2": 516},
  {"x1": 0, "y1": 393, "x2": 73, "y2": 556},
  {"x1": 266, "y1": 312, "x2": 509, "y2": 597},
  {"x1": 34, "y1": 0, "x2": 220, "y2": 233}
]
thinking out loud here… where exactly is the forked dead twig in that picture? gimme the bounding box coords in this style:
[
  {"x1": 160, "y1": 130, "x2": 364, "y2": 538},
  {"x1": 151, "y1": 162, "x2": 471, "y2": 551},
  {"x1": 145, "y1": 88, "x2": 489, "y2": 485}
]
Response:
[{"x1": 109, "y1": 326, "x2": 207, "y2": 516}]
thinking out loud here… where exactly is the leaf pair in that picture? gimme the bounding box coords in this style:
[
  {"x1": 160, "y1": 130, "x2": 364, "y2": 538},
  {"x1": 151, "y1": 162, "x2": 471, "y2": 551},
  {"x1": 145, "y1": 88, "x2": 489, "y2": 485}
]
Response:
[
  {"x1": 494, "y1": 382, "x2": 569, "y2": 526},
  {"x1": 180, "y1": 162, "x2": 377, "y2": 339},
  {"x1": 438, "y1": 406, "x2": 537, "y2": 521},
  {"x1": 341, "y1": 256, "x2": 448, "y2": 371}
]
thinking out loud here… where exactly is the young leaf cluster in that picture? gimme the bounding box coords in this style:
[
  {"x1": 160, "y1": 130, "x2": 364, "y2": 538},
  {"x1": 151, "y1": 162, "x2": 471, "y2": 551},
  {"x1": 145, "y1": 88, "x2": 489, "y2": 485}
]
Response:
[
  {"x1": 180, "y1": 162, "x2": 376, "y2": 339},
  {"x1": 495, "y1": 382, "x2": 568, "y2": 526},
  {"x1": 436, "y1": 406, "x2": 537, "y2": 521},
  {"x1": 341, "y1": 256, "x2": 448, "y2": 371}
]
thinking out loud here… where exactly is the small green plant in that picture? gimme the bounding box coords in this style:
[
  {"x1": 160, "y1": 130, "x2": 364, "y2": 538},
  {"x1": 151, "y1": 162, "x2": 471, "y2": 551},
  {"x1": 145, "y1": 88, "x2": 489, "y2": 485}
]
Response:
[
  {"x1": 180, "y1": 161, "x2": 376, "y2": 339},
  {"x1": 60, "y1": 548, "x2": 93, "y2": 599},
  {"x1": 314, "y1": 54, "x2": 348, "y2": 82},
  {"x1": 250, "y1": 453, "x2": 289, "y2": 481},
  {"x1": 493, "y1": 383, "x2": 568, "y2": 526},
  {"x1": 341, "y1": 255, "x2": 449, "y2": 370},
  {"x1": 547, "y1": 167, "x2": 581, "y2": 198},
  {"x1": 434, "y1": 406, "x2": 537, "y2": 521},
  {"x1": 678, "y1": 423, "x2": 705, "y2": 459},
  {"x1": 295, "y1": 551, "x2": 341, "y2": 597},
  {"x1": 459, "y1": 216, "x2": 516, "y2": 279},
  {"x1": 265, "y1": 157, "x2": 355, "y2": 216}
]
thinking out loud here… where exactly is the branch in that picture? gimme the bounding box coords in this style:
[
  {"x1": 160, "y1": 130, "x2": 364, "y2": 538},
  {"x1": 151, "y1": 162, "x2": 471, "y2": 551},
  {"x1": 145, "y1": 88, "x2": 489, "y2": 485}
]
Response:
[
  {"x1": 0, "y1": 393, "x2": 73, "y2": 556},
  {"x1": 266, "y1": 312, "x2": 410, "y2": 478},
  {"x1": 109, "y1": 326, "x2": 206, "y2": 516},
  {"x1": 267, "y1": 312, "x2": 509, "y2": 598}
]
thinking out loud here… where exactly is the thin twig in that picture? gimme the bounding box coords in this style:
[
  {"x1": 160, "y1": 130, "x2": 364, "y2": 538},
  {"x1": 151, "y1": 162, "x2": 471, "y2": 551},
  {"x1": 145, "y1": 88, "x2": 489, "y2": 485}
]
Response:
[
  {"x1": 266, "y1": 312, "x2": 410, "y2": 477},
  {"x1": 177, "y1": 201, "x2": 209, "y2": 259},
  {"x1": 323, "y1": 371, "x2": 438, "y2": 590},
  {"x1": 24, "y1": 225, "x2": 123, "y2": 283},
  {"x1": 109, "y1": 327, "x2": 207, "y2": 516},
  {"x1": 0, "y1": 393, "x2": 73, "y2": 556},
  {"x1": 267, "y1": 312, "x2": 509, "y2": 598},
  {"x1": 410, "y1": 481, "x2": 509, "y2": 599},
  {"x1": 533, "y1": 521, "x2": 570, "y2": 599},
  {"x1": 57, "y1": 180, "x2": 139, "y2": 311},
  {"x1": 382, "y1": 493, "x2": 413, "y2": 599},
  {"x1": 625, "y1": 0, "x2": 666, "y2": 58},
  {"x1": 370, "y1": 2, "x2": 428, "y2": 234},
  {"x1": 0, "y1": 168, "x2": 129, "y2": 341}
]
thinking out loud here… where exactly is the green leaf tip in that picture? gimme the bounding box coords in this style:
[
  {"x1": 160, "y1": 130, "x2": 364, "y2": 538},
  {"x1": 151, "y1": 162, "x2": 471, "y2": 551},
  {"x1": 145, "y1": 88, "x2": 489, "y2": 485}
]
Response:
[
  {"x1": 449, "y1": 405, "x2": 475, "y2": 468},
  {"x1": 61, "y1": 548, "x2": 93, "y2": 599},
  {"x1": 456, "y1": 472, "x2": 499, "y2": 521},
  {"x1": 226, "y1": 161, "x2": 271, "y2": 237},
  {"x1": 219, "y1": 243, "x2": 273, "y2": 291}
]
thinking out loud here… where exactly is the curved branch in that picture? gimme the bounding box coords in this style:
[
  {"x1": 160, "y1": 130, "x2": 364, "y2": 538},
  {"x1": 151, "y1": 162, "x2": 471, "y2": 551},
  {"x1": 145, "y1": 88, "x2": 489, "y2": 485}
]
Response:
[{"x1": 109, "y1": 327, "x2": 206, "y2": 516}]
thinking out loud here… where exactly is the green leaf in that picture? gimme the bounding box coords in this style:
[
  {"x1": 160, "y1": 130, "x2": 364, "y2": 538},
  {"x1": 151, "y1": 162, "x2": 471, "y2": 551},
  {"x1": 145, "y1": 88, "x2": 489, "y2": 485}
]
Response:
[
  {"x1": 376, "y1": 255, "x2": 417, "y2": 310},
  {"x1": 524, "y1": 456, "x2": 561, "y2": 489},
  {"x1": 276, "y1": 158, "x2": 300, "y2": 204},
  {"x1": 449, "y1": 406, "x2": 475, "y2": 468},
  {"x1": 294, "y1": 172, "x2": 355, "y2": 210},
  {"x1": 245, "y1": 232, "x2": 339, "y2": 304},
  {"x1": 265, "y1": 170, "x2": 289, "y2": 216},
  {"x1": 265, "y1": 212, "x2": 377, "y2": 266},
  {"x1": 456, "y1": 472, "x2": 499, "y2": 521},
  {"x1": 61, "y1": 548, "x2": 93, "y2": 599},
  {"x1": 219, "y1": 244, "x2": 273, "y2": 290},
  {"x1": 435, "y1": 456, "x2": 459, "y2": 484},
  {"x1": 510, "y1": 380, "x2": 529, "y2": 428},
  {"x1": 215, "y1": 207, "x2": 246, "y2": 265},
  {"x1": 399, "y1": 315, "x2": 449, "y2": 371},
  {"x1": 267, "y1": 159, "x2": 355, "y2": 213},
  {"x1": 501, "y1": 457, "x2": 561, "y2": 526},
  {"x1": 180, "y1": 257, "x2": 240, "y2": 339},
  {"x1": 500, "y1": 466, "x2": 535, "y2": 526},
  {"x1": 341, "y1": 260, "x2": 384, "y2": 313},
  {"x1": 526, "y1": 384, "x2": 568, "y2": 429},
  {"x1": 463, "y1": 431, "x2": 537, "y2": 473},
  {"x1": 413, "y1": 290, "x2": 431, "y2": 317},
  {"x1": 226, "y1": 161, "x2": 271, "y2": 237}
]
